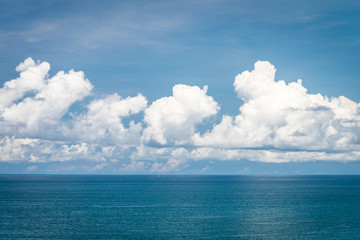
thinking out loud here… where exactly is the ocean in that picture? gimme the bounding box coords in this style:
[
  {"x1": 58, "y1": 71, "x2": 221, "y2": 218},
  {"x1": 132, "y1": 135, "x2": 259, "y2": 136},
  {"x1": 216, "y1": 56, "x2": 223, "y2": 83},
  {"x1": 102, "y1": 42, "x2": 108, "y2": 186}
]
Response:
[{"x1": 1, "y1": 175, "x2": 360, "y2": 239}]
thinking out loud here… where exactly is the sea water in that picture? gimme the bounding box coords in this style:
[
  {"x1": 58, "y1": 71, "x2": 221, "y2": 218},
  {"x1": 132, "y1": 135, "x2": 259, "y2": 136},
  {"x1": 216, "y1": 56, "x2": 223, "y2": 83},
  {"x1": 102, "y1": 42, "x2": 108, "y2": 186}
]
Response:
[{"x1": 1, "y1": 175, "x2": 360, "y2": 239}]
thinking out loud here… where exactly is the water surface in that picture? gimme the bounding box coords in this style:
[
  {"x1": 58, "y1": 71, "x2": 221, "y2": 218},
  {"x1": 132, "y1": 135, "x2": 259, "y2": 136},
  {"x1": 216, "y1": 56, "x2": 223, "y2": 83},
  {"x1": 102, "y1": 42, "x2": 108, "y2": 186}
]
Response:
[{"x1": 1, "y1": 175, "x2": 360, "y2": 239}]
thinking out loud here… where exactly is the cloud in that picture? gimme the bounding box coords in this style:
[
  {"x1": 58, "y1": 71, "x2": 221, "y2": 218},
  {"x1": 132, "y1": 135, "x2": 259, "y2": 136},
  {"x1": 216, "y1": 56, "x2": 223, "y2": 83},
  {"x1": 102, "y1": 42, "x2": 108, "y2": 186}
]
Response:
[
  {"x1": 27, "y1": 166, "x2": 38, "y2": 171},
  {"x1": 65, "y1": 93, "x2": 147, "y2": 145},
  {"x1": 0, "y1": 135, "x2": 134, "y2": 163},
  {"x1": 119, "y1": 160, "x2": 147, "y2": 172},
  {"x1": 1, "y1": 58, "x2": 360, "y2": 170},
  {"x1": 0, "y1": 57, "x2": 93, "y2": 137},
  {"x1": 142, "y1": 84, "x2": 219, "y2": 145},
  {"x1": 83, "y1": 162, "x2": 108, "y2": 172},
  {"x1": 0, "y1": 136, "x2": 39, "y2": 162},
  {"x1": 0, "y1": 58, "x2": 49, "y2": 109},
  {"x1": 118, "y1": 158, "x2": 188, "y2": 173},
  {"x1": 194, "y1": 61, "x2": 360, "y2": 151},
  {"x1": 0, "y1": 57, "x2": 147, "y2": 144},
  {"x1": 131, "y1": 145, "x2": 360, "y2": 163},
  {"x1": 188, "y1": 148, "x2": 360, "y2": 163},
  {"x1": 0, "y1": 58, "x2": 148, "y2": 164},
  {"x1": 150, "y1": 158, "x2": 188, "y2": 172},
  {"x1": 1, "y1": 3, "x2": 187, "y2": 51}
]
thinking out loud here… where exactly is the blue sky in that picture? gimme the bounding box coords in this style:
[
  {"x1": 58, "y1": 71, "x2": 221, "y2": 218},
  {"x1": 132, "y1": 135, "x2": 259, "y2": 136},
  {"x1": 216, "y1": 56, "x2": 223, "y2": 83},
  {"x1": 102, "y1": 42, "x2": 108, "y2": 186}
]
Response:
[{"x1": 0, "y1": 0, "x2": 360, "y2": 174}]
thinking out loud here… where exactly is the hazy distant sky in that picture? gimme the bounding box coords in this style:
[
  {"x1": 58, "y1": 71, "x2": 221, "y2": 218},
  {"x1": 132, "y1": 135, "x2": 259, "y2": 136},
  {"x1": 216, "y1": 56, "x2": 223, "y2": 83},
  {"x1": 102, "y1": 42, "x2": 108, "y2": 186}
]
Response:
[{"x1": 1, "y1": 0, "x2": 360, "y2": 174}]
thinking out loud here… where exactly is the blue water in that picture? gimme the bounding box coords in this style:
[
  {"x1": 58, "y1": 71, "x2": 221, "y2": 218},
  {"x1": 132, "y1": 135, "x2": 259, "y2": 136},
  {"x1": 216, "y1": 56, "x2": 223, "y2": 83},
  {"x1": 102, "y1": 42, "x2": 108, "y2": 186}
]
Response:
[{"x1": 1, "y1": 175, "x2": 360, "y2": 239}]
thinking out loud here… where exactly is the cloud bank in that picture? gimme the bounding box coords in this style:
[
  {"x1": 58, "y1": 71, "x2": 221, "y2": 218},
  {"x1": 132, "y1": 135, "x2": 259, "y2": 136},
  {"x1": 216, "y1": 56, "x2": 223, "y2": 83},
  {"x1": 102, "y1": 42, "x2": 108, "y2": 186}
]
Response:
[
  {"x1": 1, "y1": 58, "x2": 359, "y2": 172},
  {"x1": 194, "y1": 61, "x2": 360, "y2": 151}
]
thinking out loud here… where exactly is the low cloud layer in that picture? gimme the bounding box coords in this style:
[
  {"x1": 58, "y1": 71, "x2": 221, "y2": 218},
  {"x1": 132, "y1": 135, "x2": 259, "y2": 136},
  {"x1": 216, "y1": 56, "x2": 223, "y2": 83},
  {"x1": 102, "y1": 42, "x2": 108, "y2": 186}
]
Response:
[{"x1": 1, "y1": 58, "x2": 359, "y2": 172}]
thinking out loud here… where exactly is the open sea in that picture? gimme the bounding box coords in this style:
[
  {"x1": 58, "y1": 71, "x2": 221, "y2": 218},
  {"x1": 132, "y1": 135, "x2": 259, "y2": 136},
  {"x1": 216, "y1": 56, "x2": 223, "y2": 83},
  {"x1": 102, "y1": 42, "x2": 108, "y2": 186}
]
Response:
[{"x1": 1, "y1": 175, "x2": 360, "y2": 239}]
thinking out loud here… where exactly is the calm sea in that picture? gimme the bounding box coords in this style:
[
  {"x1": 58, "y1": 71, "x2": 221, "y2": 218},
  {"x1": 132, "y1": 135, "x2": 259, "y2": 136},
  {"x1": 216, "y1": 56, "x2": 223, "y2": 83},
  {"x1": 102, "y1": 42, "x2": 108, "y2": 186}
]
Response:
[{"x1": 1, "y1": 175, "x2": 360, "y2": 239}]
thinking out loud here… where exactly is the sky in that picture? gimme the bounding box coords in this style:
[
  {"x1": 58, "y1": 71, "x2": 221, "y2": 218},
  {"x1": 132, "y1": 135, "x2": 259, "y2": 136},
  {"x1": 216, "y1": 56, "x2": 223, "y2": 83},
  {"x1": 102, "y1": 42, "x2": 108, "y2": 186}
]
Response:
[{"x1": 0, "y1": 0, "x2": 360, "y2": 174}]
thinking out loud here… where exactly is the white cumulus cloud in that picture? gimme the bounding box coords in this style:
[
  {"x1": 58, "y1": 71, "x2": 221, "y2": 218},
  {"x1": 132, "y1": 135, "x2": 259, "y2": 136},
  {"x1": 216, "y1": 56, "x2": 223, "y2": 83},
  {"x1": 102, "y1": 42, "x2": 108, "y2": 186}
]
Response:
[
  {"x1": 194, "y1": 61, "x2": 360, "y2": 151},
  {"x1": 142, "y1": 84, "x2": 219, "y2": 145},
  {"x1": 0, "y1": 58, "x2": 48, "y2": 109},
  {"x1": 0, "y1": 57, "x2": 93, "y2": 137},
  {"x1": 65, "y1": 93, "x2": 147, "y2": 145}
]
